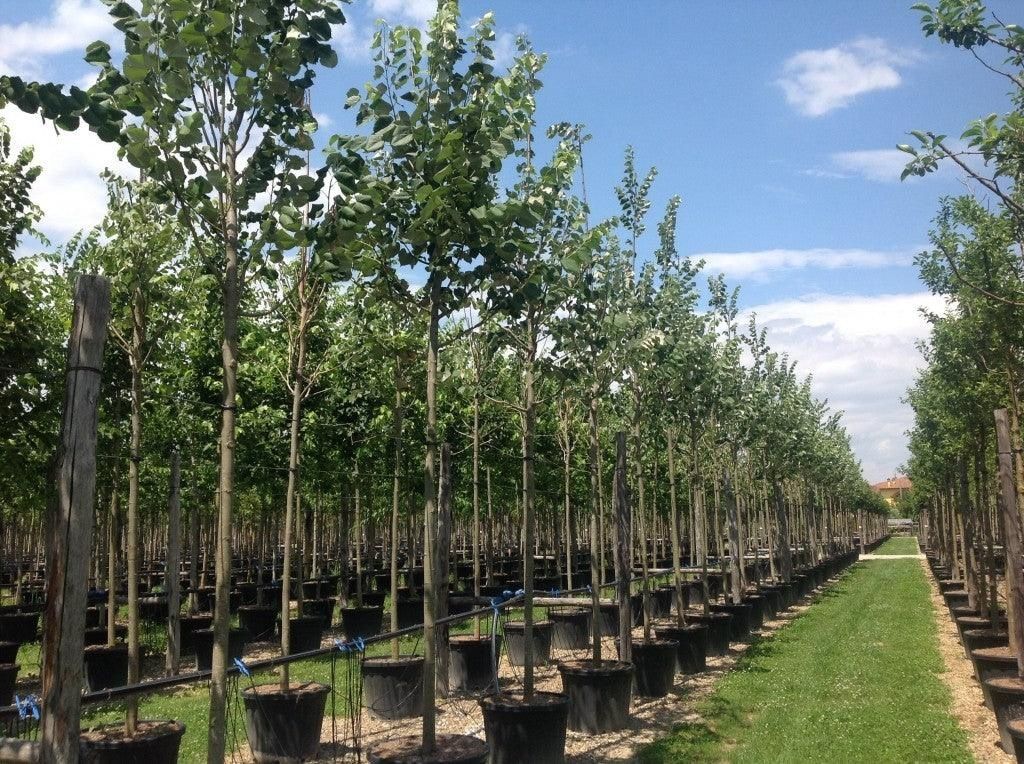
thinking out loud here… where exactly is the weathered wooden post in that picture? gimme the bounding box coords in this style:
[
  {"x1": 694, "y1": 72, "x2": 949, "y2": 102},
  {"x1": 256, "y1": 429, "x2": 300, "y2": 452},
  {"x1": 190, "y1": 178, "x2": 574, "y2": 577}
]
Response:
[
  {"x1": 995, "y1": 408, "x2": 1024, "y2": 673},
  {"x1": 614, "y1": 432, "x2": 631, "y2": 662},
  {"x1": 166, "y1": 450, "x2": 182, "y2": 675},
  {"x1": 40, "y1": 274, "x2": 111, "y2": 764}
]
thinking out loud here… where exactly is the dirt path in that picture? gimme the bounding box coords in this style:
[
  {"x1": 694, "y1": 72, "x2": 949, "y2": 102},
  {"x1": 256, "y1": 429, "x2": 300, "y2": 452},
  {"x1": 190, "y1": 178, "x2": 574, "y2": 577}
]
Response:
[{"x1": 922, "y1": 558, "x2": 1011, "y2": 763}]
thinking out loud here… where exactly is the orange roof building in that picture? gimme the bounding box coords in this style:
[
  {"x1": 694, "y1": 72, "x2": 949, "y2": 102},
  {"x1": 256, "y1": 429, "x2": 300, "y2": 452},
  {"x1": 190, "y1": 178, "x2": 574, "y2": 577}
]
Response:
[{"x1": 871, "y1": 476, "x2": 912, "y2": 506}]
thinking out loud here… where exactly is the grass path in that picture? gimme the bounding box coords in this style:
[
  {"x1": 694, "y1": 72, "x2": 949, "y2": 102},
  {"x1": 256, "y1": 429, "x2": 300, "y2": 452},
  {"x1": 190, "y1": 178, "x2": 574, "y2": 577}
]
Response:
[
  {"x1": 873, "y1": 535, "x2": 922, "y2": 555},
  {"x1": 638, "y1": 558, "x2": 972, "y2": 763}
]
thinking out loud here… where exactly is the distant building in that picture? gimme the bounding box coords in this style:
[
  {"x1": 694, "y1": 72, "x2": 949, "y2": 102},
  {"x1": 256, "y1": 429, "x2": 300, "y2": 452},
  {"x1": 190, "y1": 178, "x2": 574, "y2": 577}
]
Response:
[{"x1": 871, "y1": 476, "x2": 912, "y2": 506}]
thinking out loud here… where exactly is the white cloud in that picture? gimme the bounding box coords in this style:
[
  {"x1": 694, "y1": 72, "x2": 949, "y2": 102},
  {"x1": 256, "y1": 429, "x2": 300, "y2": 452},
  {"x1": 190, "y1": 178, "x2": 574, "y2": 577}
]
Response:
[
  {"x1": 369, "y1": 0, "x2": 436, "y2": 28},
  {"x1": 695, "y1": 247, "x2": 914, "y2": 279},
  {"x1": 4, "y1": 106, "x2": 130, "y2": 241},
  {"x1": 777, "y1": 37, "x2": 916, "y2": 117},
  {"x1": 830, "y1": 149, "x2": 908, "y2": 183},
  {"x1": 0, "y1": 0, "x2": 112, "y2": 77},
  {"x1": 742, "y1": 291, "x2": 947, "y2": 482}
]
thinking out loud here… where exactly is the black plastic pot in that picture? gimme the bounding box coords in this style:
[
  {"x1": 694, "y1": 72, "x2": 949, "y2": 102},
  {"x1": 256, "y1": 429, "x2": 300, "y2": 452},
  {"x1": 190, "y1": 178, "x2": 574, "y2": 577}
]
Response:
[
  {"x1": 302, "y1": 597, "x2": 336, "y2": 627},
  {"x1": 79, "y1": 720, "x2": 185, "y2": 764},
  {"x1": 631, "y1": 640, "x2": 678, "y2": 697},
  {"x1": 0, "y1": 663, "x2": 18, "y2": 705},
  {"x1": 480, "y1": 692, "x2": 568, "y2": 764},
  {"x1": 557, "y1": 659, "x2": 632, "y2": 733},
  {"x1": 654, "y1": 623, "x2": 707, "y2": 674},
  {"x1": 0, "y1": 612, "x2": 38, "y2": 645},
  {"x1": 362, "y1": 656, "x2": 424, "y2": 719},
  {"x1": 285, "y1": 617, "x2": 324, "y2": 654},
  {"x1": 179, "y1": 614, "x2": 213, "y2": 654},
  {"x1": 139, "y1": 597, "x2": 168, "y2": 623},
  {"x1": 710, "y1": 602, "x2": 752, "y2": 641},
  {"x1": 83, "y1": 645, "x2": 128, "y2": 692},
  {"x1": 448, "y1": 636, "x2": 497, "y2": 693},
  {"x1": 192, "y1": 627, "x2": 247, "y2": 671},
  {"x1": 242, "y1": 682, "x2": 330, "y2": 762},
  {"x1": 598, "y1": 603, "x2": 619, "y2": 637},
  {"x1": 688, "y1": 612, "x2": 732, "y2": 656},
  {"x1": 549, "y1": 608, "x2": 590, "y2": 651},
  {"x1": 962, "y1": 628, "x2": 1008, "y2": 657},
  {"x1": 84, "y1": 626, "x2": 126, "y2": 646},
  {"x1": 395, "y1": 598, "x2": 424, "y2": 630},
  {"x1": 237, "y1": 582, "x2": 258, "y2": 606},
  {"x1": 366, "y1": 734, "x2": 488, "y2": 764},
  {"x1": 238, "y1": 605, "x2": 276, "y2": 641},
  {"x1": 503, "y1": 621, "x2": 553, "y2": 667},
  {"x1": 85, "y1": 606, "x2": 102, "y2": 629},
  {"x1": 985, "y1": 675, "x2": 1024, "y2": 752},
  {"x1": 1009, "y1": 718, "x2": 1024, "y2": 763},
  {"x1": 340, "y1": 605, "x2": 383, "y2": 639},
  {"x1": 0, "y1": 641, "x2": 18, "y2": 664}
]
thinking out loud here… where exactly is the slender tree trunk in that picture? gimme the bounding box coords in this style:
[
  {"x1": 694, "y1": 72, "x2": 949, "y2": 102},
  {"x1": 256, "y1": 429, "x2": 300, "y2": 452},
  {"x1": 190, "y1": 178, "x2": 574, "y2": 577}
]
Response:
[{"x1": 166, "y1": 450, "x2": 182, "y2": 676}]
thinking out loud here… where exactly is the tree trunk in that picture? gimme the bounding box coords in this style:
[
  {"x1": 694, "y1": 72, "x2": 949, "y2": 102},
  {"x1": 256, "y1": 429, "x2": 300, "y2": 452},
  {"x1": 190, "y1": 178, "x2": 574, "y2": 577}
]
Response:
[{"x1": 166, "y1": 450, "x2": 182, "y2": 676}]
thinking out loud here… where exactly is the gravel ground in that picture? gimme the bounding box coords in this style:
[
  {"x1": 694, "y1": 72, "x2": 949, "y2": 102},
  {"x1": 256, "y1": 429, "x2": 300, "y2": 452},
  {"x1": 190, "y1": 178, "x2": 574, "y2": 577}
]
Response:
[{"x1": 922, "y1": 558, "x2": 1012, "y2": 763}]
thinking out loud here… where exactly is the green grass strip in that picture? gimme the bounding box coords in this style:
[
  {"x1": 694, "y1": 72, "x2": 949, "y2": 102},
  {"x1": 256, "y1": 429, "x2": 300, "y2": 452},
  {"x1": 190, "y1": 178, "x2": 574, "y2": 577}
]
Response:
[
  {"x1": 638, "y1": 559, "x2": 971, "y2": 763},
  {"x1": 873, "y1": 536, "x2": 921, "y2": 555}
]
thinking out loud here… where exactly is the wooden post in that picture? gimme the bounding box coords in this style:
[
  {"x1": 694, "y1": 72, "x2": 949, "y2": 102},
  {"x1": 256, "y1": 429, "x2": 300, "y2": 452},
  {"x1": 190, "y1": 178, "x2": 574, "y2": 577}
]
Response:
[
  {"x1": 166, "y1": 450, "x2": 182, "y2": 675},
  {"x1": 435, "y1": 444, "x2": 453, "y2": 696},
  {"x1": 995, "y1": 408, "x2": 1024, "y2": 675},
  {"x1": 614, "y1": 432, "x2": 631, "y2": 663},
  {"x1": 40, "y1": 274, "x2": 111, "y2": 764}
]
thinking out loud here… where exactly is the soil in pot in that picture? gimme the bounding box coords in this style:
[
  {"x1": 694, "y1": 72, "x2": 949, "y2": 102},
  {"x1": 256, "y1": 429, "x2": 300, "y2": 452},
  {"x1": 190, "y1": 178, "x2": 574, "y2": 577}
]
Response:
[
  {"x1": 631, "y1": 639, "x2": 678, "y2": 697},
  {"x1": 503, "y1": 621, "x2": 554, "y2": 667},
  {"x1": 79, "y1": 719, "x2": 185, "y2": 764},
  {"x1": 480, "y1": 691, "x2": 568, "y2": 764},
  {"x1": 449, "y1": 635, "x2": 500, "y2": 694},
  {"x1": 84, "y1": 645, "x2": 128, "y2": 692},
  {"x1": 362, "y1": 656, "x2": 424, "y2": 719},
  {"x1": 654, "y1": 623, "x2": 707, "y2": 674},
  {"x1": 549, "y1": 608, "x2": 590, "y2": 651},
  {"x1": 242, "y1": 682, "x2": 330, "y2": 763},
  {"x1": 557, "y1": 659, "x2": 632, "y2": 733},
  {"x1": 192, "y1": 627, "x2": 247, "y2": 671},
  {"x1": 285, "y1": 617, "x2": 325, "y2": 654},
  {"x1": 340, "y1": 605, "x2": 383, "y2": 640},
  {"x1": 366, "y1": 733, "x2": 488, "y2": 764},
  {"x1": 238, "y1": 605, "x2": 276, "y2": 641},
  {"x1": 0, "y1": 663, "x2": 19, "y2": 705}
]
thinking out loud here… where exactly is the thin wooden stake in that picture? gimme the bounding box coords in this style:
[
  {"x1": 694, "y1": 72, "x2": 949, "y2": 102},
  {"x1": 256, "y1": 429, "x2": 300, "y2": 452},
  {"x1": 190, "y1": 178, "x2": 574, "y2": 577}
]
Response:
[
  {"x1": 614, "y1": 432, "x2": 631, "y2": 663},
  {"x1": 40, "y1": 274, "x2": 111, "y2": 764},
  {"x1": 166, "y1": 450, "x2": 182, "y2": 675}
]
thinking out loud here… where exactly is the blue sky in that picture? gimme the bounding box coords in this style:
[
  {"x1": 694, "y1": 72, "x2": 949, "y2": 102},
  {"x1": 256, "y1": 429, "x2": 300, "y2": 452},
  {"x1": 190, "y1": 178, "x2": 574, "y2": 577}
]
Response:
[{"x1": 1, "y1": 0, "x2": 1015, "y2": 482}]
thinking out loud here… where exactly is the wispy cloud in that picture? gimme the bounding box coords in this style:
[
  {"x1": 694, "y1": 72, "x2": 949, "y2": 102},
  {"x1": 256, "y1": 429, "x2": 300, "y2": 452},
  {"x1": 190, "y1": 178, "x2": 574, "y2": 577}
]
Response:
[
  {"x1": 777, "y1": 37, "x2": 918, "y2": 117},
  {"x1": 0, "y1": 0, "x2": 112, "y2": 77},
  {"x1": 694, "y1": 247, "x2": 915, "y2": 279},
  {"x1": 742, "y1": 291, "x2": 947, "y2": 482},
  {"x1": 369, "y1": 0, "x2": 436, "y2": 28},
  {"x1": 830, "y1": 149, "x2": 909, "y2": 183}
]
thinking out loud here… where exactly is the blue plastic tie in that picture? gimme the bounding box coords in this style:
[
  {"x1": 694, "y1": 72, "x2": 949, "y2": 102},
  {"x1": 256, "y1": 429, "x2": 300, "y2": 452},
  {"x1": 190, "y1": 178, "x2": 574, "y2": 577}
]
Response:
[
  {"x1": 334, "y1": 638, "x2": 349, "y2": 653},
  {"x1": 233, "y1": 658, "x2": 251, "y2": 677},
  {"x1": 30, "y1": 697, "x2": 40, "y2": 720},
  {"x1": 355, "y1": 637, "x2": 366, "y2": 652},
  {"x1": 14, "y1": 694, "x2": 24, "y2": 720}
]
